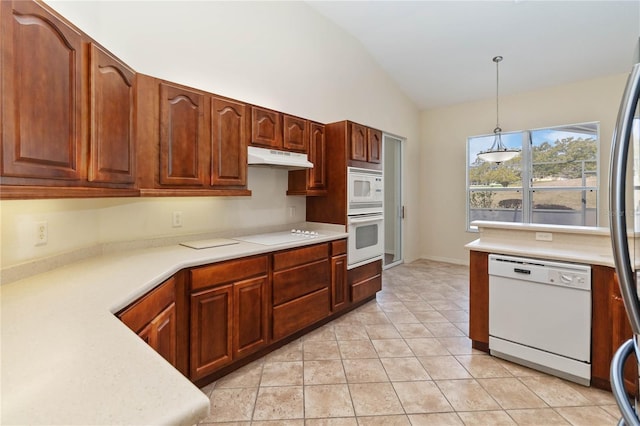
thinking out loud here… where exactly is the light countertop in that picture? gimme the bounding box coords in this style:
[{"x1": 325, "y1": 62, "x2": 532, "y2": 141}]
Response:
[{"x1": 1, "y1": 224, "x2": 347, "y2": 425}]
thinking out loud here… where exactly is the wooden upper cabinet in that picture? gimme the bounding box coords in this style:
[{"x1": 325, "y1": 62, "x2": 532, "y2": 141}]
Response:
[
  {"x1": 1, "y1": 0, "x2": 84, "y2": 181},
  {"x1": 159, "y1": 82, "x2": 208, "y2": 187},
  {"x1": 89, "y1": 43, "x2": 136, "y2": 184},
  {"x1": 251, "y1": 106, "x2": 282, "y2": 149},
  {"x1": 211, "y1": 97, "x2": 248, "y2": 187},
  {"x1": 367, "y1": 128, "x2": 382, "y2": 164},
  {"x1": 283, "y1": 115, "x2": 308, "y2": 153},
  {"x1": 308, "y1": 122, "x2": 327, "y2": 191},
  {"x1": 349, "y1": 122, "x2": 368, "y2": 162}
]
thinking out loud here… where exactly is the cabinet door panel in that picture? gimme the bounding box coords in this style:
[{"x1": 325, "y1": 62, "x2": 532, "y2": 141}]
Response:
[
  {"x1": 367, "y1": 128, "x2": 382, "y2": 164},
  {"x1": 283, "y1": 115, "x2": 307, "y2": 153},
  {"x1": 151, "y1": 302, "x2": 177, "y2": 366},
  {"x1": 331, "y1": 254, "x2": 348, "y2": 311},
  {"x1": 190, "y1": 285, "x2": 233, "y2": 380},
  {"x1": 251, "y1": 107, "x2": 282, "y2": 149},
  {"x1": 308, "y1": 123, "x2": 327, "y2": 190},
  {"x1": 234, "y1": 276, "x2": 269, "y2": 358},
  {"x1": 211, "y1": 97, "x2": 247, "y2": 186},
  {"x1": 89, "y1": 43, "x2": 135, "y2": 183},
  {"x1": 1, "y1": 1, "x2": 83, "y2": 180},
  {"x1": 349, "y1": 122, "x2": 367, "y2": 162},
  {"x1": 159, "y1": 83, "x2": 207, "y2": 186}
]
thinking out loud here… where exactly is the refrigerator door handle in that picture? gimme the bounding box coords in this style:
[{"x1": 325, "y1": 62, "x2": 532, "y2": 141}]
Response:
[
  {"x1": 611, "y1": 338, "x2": 640, "y2": 426},
  {"x1": 610, "y1": 63, "x2": 640, "y2": 335}
]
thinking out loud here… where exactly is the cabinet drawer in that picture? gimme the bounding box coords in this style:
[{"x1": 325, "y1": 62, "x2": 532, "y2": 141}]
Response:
[
  {"x1": 273, "y1": 243, "x2": 329, "y2": 271},
  {"x1": 331, "y1": 239, "x2": 347, "y2": 256},
  {"x1": 348, "y1": 260, "x2": 382, "y2": 303},
  {"x1": 191, "y1": 256, "x2": 268, "y2": 291},
  {"x1": 273, "y1": 259, "x2": 329, "y2": 305},
  {"x1": 272, "y1": 288, "x2": 330, "y2": 341}
]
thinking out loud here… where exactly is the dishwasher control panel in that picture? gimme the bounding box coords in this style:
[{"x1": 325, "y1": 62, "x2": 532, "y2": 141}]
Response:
[
  {"x1": 489, "y1": 254, "x2": 591, "y2": 291},
  {"x1": 547, "y1": 268, "x2": 589, "y2": 290}
]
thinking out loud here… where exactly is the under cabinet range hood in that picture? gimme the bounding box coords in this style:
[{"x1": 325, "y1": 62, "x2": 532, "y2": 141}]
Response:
[{"x1": 247, "y1": 146, "x2": 313, "y2": 169}]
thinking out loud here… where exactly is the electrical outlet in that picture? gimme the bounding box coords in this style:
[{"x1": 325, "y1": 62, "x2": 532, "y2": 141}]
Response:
[
  {"x1": 535, "y1": 232, "x2": 553, "y2": 242},
  {"x1": 289, "y1": 206, "x2": 296, "y2": 218},
  {"x1": 35, "y1": 221, "x2": 48, "y2": 246},
  {"x1": 172, "y1": 211, "x2": 183, "y2": 228}
]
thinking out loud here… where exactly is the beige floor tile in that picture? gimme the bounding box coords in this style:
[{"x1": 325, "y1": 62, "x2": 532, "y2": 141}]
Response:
[
  {"x1": 435, "y1": 379, "x2": 501, "y2": 411},
  {"x1": 519, "y1": 376, "x2": 592, "y2": 407},
  {"x1": 304, "y1": 418, "x2": 358, "y2": 426},
  {"x1": 496, "y1": 358, "x2": 548, "y2": 377},
  {"x1": 331, "y1": 311, "x2": 362, "y2": 326},
  {"x1": 371, "y1": 339, "x2": 414, "y2": 357},
  {"x1": 506, "y1": 408, "x2": 570, "y2": 425},
  {"x1": 253, "y1": 386, "x2": 304, "y2": 420},
  {"x1": 304, "y1": 360, "x2": 346, "y2": 385},
  {"x1": 402, "y1": 301, "x2": 435, "y2": 313},
  {"x1": 378, "y1": 301, "x2": 410, "y2": 313},
  {"x1": 343, "y1": 358, "x2": 389, "y2": 383},
  {"x1": 385, "y1": 311, "x2": 420, "y2": 324},
  {"x1": 456, "y1": 410, "x2": 516, "y2": 425},
  {"x1": 334, "y1": 325, "x2": 369, "y2": 341},
  {"x1": 357, "y1": 312, "x2": 391, "y2": 325},
  {"x1": 452, "y1": 322, "x2": 469, "y2": 335},
  {"x1": 554, "y1": 406, "x2": 619, "y2": 426},
  {"x1": 394, "y1": 323, "x2": 434, "y2": 338},
  {"x1": 427, "y1": 300, "x2": 464, "y2": 311},
  {"x1": 266, "y1": 340, "x2": 303, "y2": 362},
  {"x1": 405, "y1": 338, "x2": 450, "y2": 356},
  {"x1": 393, "y1": 380, "x2": 453, "y2": 413},
  {"x1": 303, "y1": 325, "x2": 337, "y2": 342},
  {"x1": 437, "y1": 337, "x2": 474, "y2": 355},
  {"x1": 424, "y1": 322, "x2": 465, "y2": 337},
  {"x1": 205, "y1": 388, "x2": 257, "y2": 422},
  {"x1": 356, "y1": 415, "x2": 411, "y2": 425},
  {"x1": 200, "y1": 422, "x2": 251, "y2": 426},
  {"x1": 199, "y1": 381, "x2": 216, "y2": 397},
  {"x1": 439, "y1": 310, "x2": 469, "y2": 323},
  {"x1": 380, "y1": 357, "x2": 430, "y2": 381},
  {"x1": 304, "y1": 384, "x2": 355, "y2": 418},
  {"x1": 338, "y1": 340, "x2": 378, "y2": 359},
  {"x1": 365, "y1": 324, "x2": 401, "y2": 339},
  {"x1": 253, "y1": 421, "x2": 304, "y2": 426},
  {"x1": 260, "y1": 361, "x2": 304, "y2": 386},
  {"x1": 477, "y1": 377, "x2": 547, "y2": 409},
  {"x1": 414, "y1": 311, "x2": 449, "y2": 323},
  {"x1": 407, "y1": 413, "x2": 464, "y2": 425},
  {"x1": 418, "y1": 356, "x2": 472, "y2": 380},
  {"x1": 455, "y1": 355, "x2": 512, "y2": 378},
  {"x1": 565, "y1": 381, "x2": 616, "y2": 405},
  {"x1": 303, "y1": 340, "x2": 341, "y2": 360},
  {"x1": 601, "y1": 404, "x2": 622, "y2": 418},
  {"x1": 348, "y1": 382, "x2": 404, "y2": 416},
  {"x1": 215, "y1": 361, "x2": 264, "y2": 388}
]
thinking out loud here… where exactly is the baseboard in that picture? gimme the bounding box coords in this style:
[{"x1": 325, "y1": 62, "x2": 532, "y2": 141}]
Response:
[{"x1": 417, "y1": 255, "x2": 469, "y2": 266}]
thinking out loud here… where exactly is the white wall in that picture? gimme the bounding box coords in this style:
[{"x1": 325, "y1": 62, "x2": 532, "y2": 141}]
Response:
[
  {"x1": 420, "y1": 73, "x2": 629, "y2": 264},
  {"x1": 1, "y1": 1, "x2": 421, "y2": 268}
]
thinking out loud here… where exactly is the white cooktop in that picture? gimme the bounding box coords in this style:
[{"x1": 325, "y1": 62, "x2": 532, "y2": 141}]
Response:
[{"x1": 233, "y1": 230, "x2": 324, "y2": 246}]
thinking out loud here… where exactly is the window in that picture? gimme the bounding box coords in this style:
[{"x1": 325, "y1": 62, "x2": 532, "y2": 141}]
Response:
[{"x1": 467, "y1": 122, "x2": 599, "y2": 231}]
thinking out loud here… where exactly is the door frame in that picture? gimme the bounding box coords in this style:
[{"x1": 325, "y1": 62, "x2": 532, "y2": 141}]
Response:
[{"x1": 383, "y1": 133, "x2": 404, "y2": 269}]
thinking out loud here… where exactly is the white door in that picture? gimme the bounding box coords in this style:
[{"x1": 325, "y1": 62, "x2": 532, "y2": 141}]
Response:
[{"x1": 383, "y1": 134, "x2": 403, "y2": 268}]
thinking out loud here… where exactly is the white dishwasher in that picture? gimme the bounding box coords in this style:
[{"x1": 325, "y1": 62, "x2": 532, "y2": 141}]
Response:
[{"x1": 488, "y1": 254, "x2": 591, "y2": 385}]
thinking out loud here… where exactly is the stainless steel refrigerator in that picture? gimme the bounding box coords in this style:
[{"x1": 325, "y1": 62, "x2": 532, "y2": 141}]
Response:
[{"x1": 609, "y1": 57, "x2": 640, "y2": 424}]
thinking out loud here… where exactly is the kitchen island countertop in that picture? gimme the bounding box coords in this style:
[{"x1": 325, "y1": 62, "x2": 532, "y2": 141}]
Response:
[{"x1": 1, "y1": 223, "x2": 347, "y2": 425}]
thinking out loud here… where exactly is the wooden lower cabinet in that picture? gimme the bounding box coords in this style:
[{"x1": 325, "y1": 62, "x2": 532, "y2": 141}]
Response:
[
  {"x1": 468, "y1": 251, "x2": 489, "y2": 351},
  {"x1": 331, "y1": 240, "x2": 349, "y2": 312},
  {"x1": 118, "y1": 276, "x2": 178, "y2": 367},
  {"x1": 189, "y1": 256, "x2": 269, "y2": 381},
  {"x1": 348, "y1": 260, "x2": 382, "y2": 303}
]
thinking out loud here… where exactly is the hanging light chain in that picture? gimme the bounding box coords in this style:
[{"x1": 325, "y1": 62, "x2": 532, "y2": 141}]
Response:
[{"x1": 494, "y1": 55, "x2": 503, "y2": 133}]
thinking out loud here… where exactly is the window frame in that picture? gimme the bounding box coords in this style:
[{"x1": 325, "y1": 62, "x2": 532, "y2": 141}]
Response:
[{"x1": 466, "y1": 121, "x2": 600, "y2": 232}]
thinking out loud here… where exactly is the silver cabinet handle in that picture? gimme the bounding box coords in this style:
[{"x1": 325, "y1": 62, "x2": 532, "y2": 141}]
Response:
[
  {"x1": 609, "y1": 63, "x2": 640, "y2": 335},
  {"x1": 610, "y1": 338, "x2": 640, "y2": 426}
]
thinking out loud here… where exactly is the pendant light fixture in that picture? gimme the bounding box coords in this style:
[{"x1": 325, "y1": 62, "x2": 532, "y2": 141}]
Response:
[{"x1": 477, "y1": 56, "x2": 520, "y2": 164}]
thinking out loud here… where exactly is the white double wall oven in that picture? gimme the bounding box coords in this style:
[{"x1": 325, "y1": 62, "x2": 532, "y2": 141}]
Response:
[{"x1": 347, "y1": 167, "x2": 384, "y2": 269}]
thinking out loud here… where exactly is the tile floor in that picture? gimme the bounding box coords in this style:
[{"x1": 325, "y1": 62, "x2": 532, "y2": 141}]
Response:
[{"x1": 199, "y1": 259, "x2": 621, "y2": 425}]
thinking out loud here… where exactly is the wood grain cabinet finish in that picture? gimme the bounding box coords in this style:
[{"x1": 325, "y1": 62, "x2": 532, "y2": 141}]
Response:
[
  {"x1": 272, "y1": 243, "x2": 331, "y2": 340},
  {"x1": 251, "y1": 106, "x2": 282, "y2": 149},
  {"x1": 468, "y1": 250, "x2": 489, "y2": 352},
  {"x1": 349, "y1": 122, "x2": 368, "y2": 163},
  {"x1": 211, "y1": 97, "x2": 248, "y2": 187},
  {"x1": 287, "y1": 122, "x2": 327, "y2": 196},
  {"x1": 283, "y1": 115, "x2": 308, "y2": 153},
  {"x1": 367, "y1": 128, "x2": 382, "y2": 164},
  {"x1": 118, "y1": 276, "x2": 178, "y2": 367},
  {"x1": 189, "y1": 256, "x2": 269, "y2": 381},
  {"x1": 159, "y1": 82, "x2": 208, "y2": 187},
  {"x1": 1, "y1": 0, "x2": 84, "y2": 181},
  {"x1": 89, "y1": 43, "x2": 136, "y2": 184},
  {"x1": 348, "y1": 259, "x2": 382, "y2": 303},
  {"x1": 331, "y1": 240, "x2": 348, "y2": 312}
]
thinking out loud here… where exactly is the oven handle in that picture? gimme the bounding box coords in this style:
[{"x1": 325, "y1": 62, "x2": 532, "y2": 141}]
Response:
[{"x1": 348, "y1": 215, "x2": 383, "y2": 224}]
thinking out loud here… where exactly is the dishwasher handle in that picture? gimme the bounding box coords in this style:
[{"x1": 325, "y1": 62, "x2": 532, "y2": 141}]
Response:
[{"x1": 513, "y1": 268, "x2": 531, "y2": 275}]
